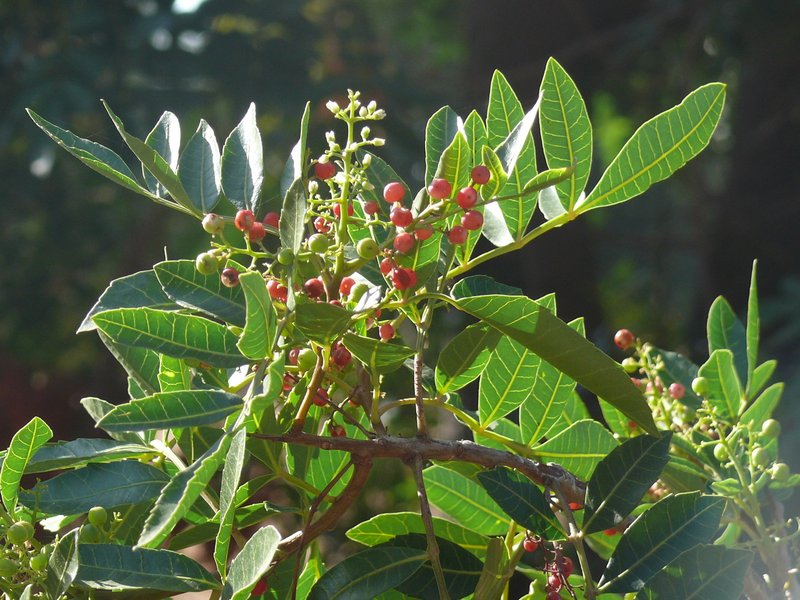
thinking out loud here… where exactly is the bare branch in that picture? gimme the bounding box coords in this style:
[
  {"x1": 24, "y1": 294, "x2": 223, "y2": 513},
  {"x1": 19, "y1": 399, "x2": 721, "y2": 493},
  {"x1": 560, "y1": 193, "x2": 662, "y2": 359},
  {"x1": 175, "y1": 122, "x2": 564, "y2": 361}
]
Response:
[{"x1": 412, "y1": 456, "x2": 450, "y2": 600}]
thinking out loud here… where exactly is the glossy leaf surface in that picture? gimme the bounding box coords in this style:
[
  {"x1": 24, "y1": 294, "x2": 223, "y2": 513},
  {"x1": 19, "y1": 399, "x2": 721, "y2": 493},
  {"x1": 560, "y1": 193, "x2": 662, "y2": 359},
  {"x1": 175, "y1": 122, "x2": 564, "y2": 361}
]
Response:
[
  {"x1": 222, "y1": 102, "x2": 263, "y2": 212},
  {"x1": 178, "y1": 119, "x2": 221, "y2": 212}
]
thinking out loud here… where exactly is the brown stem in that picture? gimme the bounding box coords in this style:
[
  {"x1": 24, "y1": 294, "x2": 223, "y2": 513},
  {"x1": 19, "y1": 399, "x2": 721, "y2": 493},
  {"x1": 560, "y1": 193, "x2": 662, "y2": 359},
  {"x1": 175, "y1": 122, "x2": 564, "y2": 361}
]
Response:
[
  {"x1": 412, "y1": 456, "x2": 450, "y2": 600},
  {"x1": 291, "y1": 349, "x2": 325, "y2": 433}
]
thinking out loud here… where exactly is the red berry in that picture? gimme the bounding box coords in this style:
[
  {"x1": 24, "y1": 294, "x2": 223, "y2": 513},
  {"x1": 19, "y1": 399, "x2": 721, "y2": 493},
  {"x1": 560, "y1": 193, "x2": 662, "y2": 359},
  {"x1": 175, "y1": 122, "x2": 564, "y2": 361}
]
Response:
[
  {"x1": 393, "y1": 232, "x2": 415, "y2": 254},
  {"x1": 428, "y1": 178, "x2": 452, "y2": 200},
  {"x1": 282, "y1": 374, "x2": 295, "y2": 392},
  {"x1": 614, "y1": 329, "x2": 635, "y2": 350},
  {"x1": 333, "y1": 203, "x2": 354, "y2": 219},
  {"x1": 266, "y1": 279, "x2": 281, "y2": 298},
  {"x1": 461, "y1": 210, "x2": 483, "y2": 231},
  {"x1": 315, "y1": 161, "x2": 336, "y2": 180},
  {"x1": 379, "y1": 323, "x2": 395, "y2": 341},
  {"x1": 414, "y1": 226, "x2": 433, "y2": 241},
  {"x1": 523, "y1": 537, "x2": 538, "y2": 552},
  {"x1": 274, "y1": 284, "x2": 288, "y2": 303},
  {"x1": 304, "y1": 278, "x2": 324, "y2": 299},
  {"x1": 332, "y1": 345, "x2": 352, "y2": 367},
  {"x1": 546, "y1": 590, "x2": 561, "y2": 600},
  {"x1": 548, "y1": 574, "x2": 562, "y2": 591},
  {"x1": 248, "y1": 222, "x2": 266, "y2": 242},
  {"x1": 262, "y1": 211, "x2": 280, "y2": 230},
  {"x1": 234, "y1": 209, "x2": 256, "y2": 231},
  {"x1": 221, "y1": 267, "x2": 240, "y2": 287},
  {"x1": 364, "y1": 200, "x2": 380, "y2": 216},
  {"x1": 568, "y1": 502, "x2": 582, "y2": 511},
  {"x1": 456, "y1": 186, "x2": 478, "y2": 209},
  {"x1": 252, "y1": 578, "x2": 269, "y2": 596},
  {"x1": 383, "y1": 181, "x2": 405, "y2": 204},
  {"x1": 560, "y1": 556, "x2": 574, "y2": 577},
  {"x1": 288, "y1": 348, "x2": 300, "y2": 365},
  {"x1": 603, "y1": 528, "x2": 619, "y2": 536},
  {"x1": 339, "y1": 277, "x2": 356, "y2": 296},
  {"x1": 447, "y1": 226, "x2": 468, "y2": 245},
  {"x1": 391, "y1": 268, "x2": 416, "y2": 291},
  {"x1": 471, "y1": 165, "x2": 491, "y2": 185},
  {"x1": 329, "y1": 424, "x2": 346, "y2": 437},
  {"x1": 380, "y1": 257, "x2": 394, "y2": 275},
  {"x1": 628, "y1": 420, "x2": 638, "y2": 429},
  {"x1": 669, "y1": 382, "x2": 686, "y2": 400},
  {"x1": 314, "y1": 216, "x2": 330, "y2": 233},
  {"x1": 390, "y1": 206, "x2": 414, "y2": 228},
  {"x1": 313, "y1": 388, "x2": 329, "y2": 406}
]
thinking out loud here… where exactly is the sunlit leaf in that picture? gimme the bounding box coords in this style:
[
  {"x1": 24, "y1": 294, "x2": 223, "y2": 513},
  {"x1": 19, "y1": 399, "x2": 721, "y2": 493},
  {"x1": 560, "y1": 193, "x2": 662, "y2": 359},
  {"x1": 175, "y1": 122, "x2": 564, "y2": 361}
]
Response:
[
  {"x1": 143, "y1": 111, "x2": 181, "y2": 197},
  {"x1": 533, "y1": 419, "x2": 618, "y2": 479},
  {"x1": 222, "y1": 102, "x2": 264, "y2": 212},
  {"x1": 1, "y1": 417, "x2": 53, "y2": 514}
]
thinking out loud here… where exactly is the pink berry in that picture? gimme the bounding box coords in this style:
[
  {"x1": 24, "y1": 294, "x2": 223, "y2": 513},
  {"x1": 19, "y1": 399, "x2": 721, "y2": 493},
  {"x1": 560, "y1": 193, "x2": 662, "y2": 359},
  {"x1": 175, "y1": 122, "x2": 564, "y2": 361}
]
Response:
[
  {"x1": 471, "y1": 165, "x2": 490, "y2": 185},
  {"x1": 266, "y1": 279, "x2": 281, "y2": 298},
  {"x1": 523, "y1": 538, "x2": 538, "y2": 553},
  {"x1": 288, "y1": 348, "x2": 300, "y2": 365},
  {"x1": 383, "y1": 181, "x2": 405, "y2": 204},
  {"x1": 315, "y1": 161, "x2": 336, "y2": 180},
  {"x1": 248, "y1": 222, "x2": 266, "y2": 242},
  {"x1": 313, "y1": 388, "x2": 329, "y2": 406},
  {"x1": 339, "y1": 277, "x2": 356, "y2": 296},
  {"x1": 380, "y1": 257, "x2": 394, "y2": 275},
  {"x1": 393, "y1": 232, "x2": 415, "y2": 254},
  {"x1": 262, "y1": 211, "x2": 280, "y2": 230},
  {"x1": 428, "y1": 178, "x2": 452, "y2": 200},
  {"x1": 390, "y1": 206, "x2": 414, "y2": 228},
  {"x1": 379, "y1": 323, "x2": 395, "y2": 341},
  {"x1": 669, "y1": 382, "x2": 686, "y2": 400},
  {"x1": 332, "y1": 345, "x2": 352, "y2": 367},
  {"x1": 221, "y1": 267, "x2": 240, "y2": 287},
  {"x1": 461, "y1": 210, "x2": 483, "y2": 231},
  {"x1": 456, "y1": 186, "x2": 478, "y2": 209},
  {"x1": 391, "y1": 268, "x2": 416, "y2": 291},
  {"x1": 234, "y1": 209, "x2": 256, "y2": 231},
  {"x1": 304, "y1": 278, "x2": 324, "y2": 299},
  {"x1": 414, "y1": 226, "x2": 433, "y2": 241},
  {"x1": 333, "y1": 203, "x2": 354, "y2": 218},
  {"x1": 364, "y1": 200, "x2": 379, "y2": 215},
  {"x1": 274, "y1": 284, "x2": 288, "y2": 303},
  {"x1": 314, "y1": 216, "x2": 330, "y2": 233},
  {"x1": 447, "y1": 226, "x2": 468, "y2": 245},
  {"x1": 614, "y1": 329, "x2": 635, "y2": 350}
]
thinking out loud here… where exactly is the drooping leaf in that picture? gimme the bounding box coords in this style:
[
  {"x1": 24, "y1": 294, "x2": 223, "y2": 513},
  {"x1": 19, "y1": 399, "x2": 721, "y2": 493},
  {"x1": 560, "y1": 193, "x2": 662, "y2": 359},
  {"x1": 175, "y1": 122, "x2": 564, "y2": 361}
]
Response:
[
  {"x1": 583, "y1": 434, "x2": 672, "y2": 534},
  {"x1": 154, "y1": 259, "x2": 246, "y2": 327},
  {"x1": 455, "y1": 294, "x2": 657, "y2": 433},
  {"x1": 98, "y1": 390, "x2": 243, "y2": 432},
  {"x1": 746, "y1": 260, "x2": 759, "y2": 393},
  {"x1": 539, "y1": 57, "x2": 592, "y2": 212},
  {"x1": 533, "y1": 419, "x2": 618, "y2": 479},
  {"x1": 17, "y1": 439, "x2": 152, "y2": 473},
  {"x1": 598, "y1": 492, "x2": 725, "y2": 593},
  {"x1": 80, "y1": 396, "x2": 148, "y2": 445},
  {"x1": 45, "y1": 531, "x2": 79, "y2": 600},
  {"x1": 143, "y1": 111, "x2": 181, "y2": 197},
  {"x1": 479, "y1": 335, "x2": 539, "y2": 427},
  {"x1": 451, "y1": 275, "x2": 521, "y2": 299},
  {"x1": 178, "y1": 119, "x2": 222, "y2": 213},
  {"x1": 222, "y1": 102, "x2": 264, "y2": 212},
  {"x1": 707, "y1": 296, "x2": 748, "y2": 385},
  {"x1": 76, "y1": 543, "x2": 218, "y2": 592},
  {"x1": 19, "y1": 461, "x2": 168, "y2": 515},
  {"x1": 425, "y1": 105, "x2": 460, "y2": 185},
  {"x1": 435, "y1": 323, "x2": 502, "y2": 394},
  {"x1": 307, "y1": 546, "x2": 427, "y2": 600},
  {"x1": 578, "y1": 83, "x2": 726, "y2": 213},
  {"x1": 295, "y1": 301, "x2": 353, "y2": 344},
  {"x1": 221, "y1": 526, "x2": 281, "y2": 600},
  {"x1": 97, "y1": 332, "x2": 162, "y2": 398},
  {"x1": 93, "y1": 307, "x2": 248, "y2": 368},
  {"x1": 278, "y1": 101, "x2": 310, "y2": 202},
  {"x1": 237, "y1": 271, "x2": 277, "y2": 360},
  {"x1": 697, "y1": 349, "x2": 744, "y2": 420},
  {"x1": 1, "y1": 417, "x2": 53, "y2": 514},
  {"x1": 280, "y1": 177, "x2": 308, "y2": 254}
]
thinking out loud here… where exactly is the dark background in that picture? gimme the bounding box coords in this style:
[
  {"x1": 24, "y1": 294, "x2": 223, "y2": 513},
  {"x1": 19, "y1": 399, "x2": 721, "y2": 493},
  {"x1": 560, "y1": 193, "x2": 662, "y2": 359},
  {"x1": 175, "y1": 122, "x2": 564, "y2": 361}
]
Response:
[{"x1": 2, "y1": 0, "x2": 799, "y2": 570}]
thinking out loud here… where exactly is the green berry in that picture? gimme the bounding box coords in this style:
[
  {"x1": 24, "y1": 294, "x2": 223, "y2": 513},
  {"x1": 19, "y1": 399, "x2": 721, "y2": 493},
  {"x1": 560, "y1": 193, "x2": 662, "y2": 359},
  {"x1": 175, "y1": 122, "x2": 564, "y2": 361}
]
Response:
[
  {"x1": 297, "y1": 348, "x2": 317, "y2": 372},
  {"x1": 80, "y1": 523, "x2": 101, "y2": 543},
  {"x1": 349, "y1": 282, "x2": 369, "y2": 304},
  {"x1": 195, "y1": 252, "x2": 219, "y2": 275},
  {"x1": 0, "y1": 558, "x2": 17, "y2": 579},
  {"x1": 308, "y1": 234, "x2": 330, "y2": 254},
  {"x1": 88, "y1": 506, "x2": 108, "y2": 528},
  {"x1": 30, "y1": 552, "x2": 48, "y2": 571},
  {"x1": 6, "y1": 521, "x2": 34, "y2": 545},
  {"x1": 691, "y1": 376, "x2": 709, "y2": 395},
  {"x1": 751, "y1": 447, "x2": 769, "y2": 468},
  {"x1": 621, "y1": 357, "x2": 639, "y2": 373},
  {"x1": 356, "y1": 238, "x2": 379, "y2": 259},
  {"x1": 761, "y1": 419, "x2": 781, "y2": 439},
  {"x1": 771, "y1": 462, "x2": 790, "y2": 481},
  {"x1": 202, "y1": 213, "x2": 225, "y2": 235},
  {"x1": 713, "y1": 443, "x2": 729, "y2": 461},
  {"x1": 277, "y1": 248, "x2": 294, "y2": 265}
]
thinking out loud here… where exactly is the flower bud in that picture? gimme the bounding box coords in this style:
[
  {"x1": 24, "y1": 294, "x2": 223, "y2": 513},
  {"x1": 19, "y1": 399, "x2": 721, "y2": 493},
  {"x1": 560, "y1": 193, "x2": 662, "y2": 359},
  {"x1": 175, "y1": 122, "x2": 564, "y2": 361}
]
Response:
[
  {"x1": 372, "y1": 137, "x2": 385, "y2": 147},
  {"x1": 326, "y1": 100, "x2": 341, "y2": 114},
  {"x1": 361, "y1": 126, "x2": 371, "y2": 140}
]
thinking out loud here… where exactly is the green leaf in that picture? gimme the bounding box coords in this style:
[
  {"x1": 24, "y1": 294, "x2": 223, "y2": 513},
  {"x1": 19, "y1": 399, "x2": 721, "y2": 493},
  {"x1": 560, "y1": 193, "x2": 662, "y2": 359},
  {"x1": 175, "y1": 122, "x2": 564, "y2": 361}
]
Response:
[
  {"x1": 80, "y1": 396, "x2": 148, "y2": 445},
  {"x1": 221, "y1": 526, "x2": 281, "y2": 600},
  {"x1": 464, "y1": 110, "x2": 487, "y2": 171},
  {"x1": 20, "y1": 439, "x2": 152, "y2": 473},
  {"x1": 79, "y1": 269, "x2": 175, "y2": 333},
  {"x1": 179, "y1": 119, "x2": 222, "y2": 213},
  {"x1": 342, "y1": 333, "x2": 414, "y2": 374},
  {"x1": 98, "y1": 332, "x2": 162, "y2": 398},
  {"x1": 46, "y1": 531, "x2": 79, "y2": 600},
  {"x1": 1, "y1": 417, "x2": 53, "y2": 514},
  {"x1": 307, "y1": 546, "x2": 427, "y2": 600},
  {"x1": 279, "y1": 101, "x2": 310, "y2": 202},
  {"x1": 635, "y1": 544, "x2": 753, "y2": 600},
  {"x1": 76, "y1": 544, "x2": 218, "y2": 592},
  {"x1": 19, "y1": 461, "x2": 168, "y2": 514},
  {"x1": 480, "y1": 145, "x2": 509, "y2": 203},
  {"x1": 578, "y1": 83, "x2": 726, "y2": 213},
  {"x1": 143, "y1": 111, "x2": 181, "y2": 197},
  {"x1": 424, "y1": 464, "x2": 510, "y2": 535},
  {"x1": 697, "y1": 349, "x2": 744, "y2": 420},
  {"x1": 434, "y1": 130, "x2": 471, "y2": 203},
  {"x1": 707, "y1": 296, "x2": 748, "y2": 384},
  {"x1": 280, "y1": 177, "x2": 308, "y2": 254},
  {"x1": 425, "y1": 105, "x2": 460, "y2": 185},
  {"x1": 138, "y1": 433, "x2": 231, "y2": 548},
  {"x1": 539, "y1": 57, "x2": 592, "y2": 212},
  {"x1": 237, "y1": 271, "x2": 277, "y2": 360},
  {"x1": 486, "y1": 70, "x2": 524, "y2": 147},
  {"x1": 154, "y1": 259, "x2": 246, "y2": 327},
  {"x1": 215, "y1": 428, "x2": 250, "y2": 577},
  {"x1": 455, "y1": 294, "x2": 657, "y2": 433},
  {"x1": 395, "y1": 227, "x2": 442, "y2": 284},
  {"x1": 740, "y1": 382, "x2": 783, "y2": 429},
  {"x1": 479, "y1": 335, "x2": 539, "y2": 427},
  {"x1": 435, "y1": 323, "x2": 502, "y2": 394},
  {"x1": 222, "y1": 102, "x2": 264, "y2": 212},
  {"x1": 748, "y1": 359, "x2": 776, "y2": 400},
  {"x1": 598, "y1": 492, "x2": 725, "y2": 593},
  {"x1": 98, "y1": 390, "x2": 243, "y2": 432},
  {"x1": 102, "y1": 101, "x2": 198, "y2": 215},
  {"x1": 93, "y1": 307, "x2": 248, "y2": 368},
  {"x1": 530, "y1": 165, "x2": 579, "y2": 221},
  {"x1": 477, "y1": 467, "x2": 563, "y2": 540},
  {"x1": 746, "y1": 261, "x2": 759, "y2": 393},
  {"x1": 533, "y1": 419, "x2": 618, "y2": 479},
  {"x1": 583, "y1": 434, "x2": 672, "y2": 534},
  {"x1": 295, "y1": 301, "x2": 353, "y2": 344},
  {"x1": 451, "y1": 275, "x2": 521, "y2": 299},
  {"x1": 158, "y1": 354, "x2": 191, "y2": 392},
  {"x1": 346, "y1": 512, "x2": 489, "y2": 560}
]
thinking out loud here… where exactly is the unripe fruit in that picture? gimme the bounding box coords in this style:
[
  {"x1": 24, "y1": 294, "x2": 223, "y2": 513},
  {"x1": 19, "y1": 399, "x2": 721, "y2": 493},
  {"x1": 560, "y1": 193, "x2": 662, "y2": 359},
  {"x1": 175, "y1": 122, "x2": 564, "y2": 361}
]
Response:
[
  {"x1": 614, "y1": 328, "x2": 635, "y2": 350},
  {"x1": 393, "y1": 232, "x2": 415, "y2": 254},
  {"x1": 456, "y1": 186, "x2": 478, "y2": 209},
  {"x1": 234, "y1": 209, "x2": 256, "y2": 231},
  {"x1": 195, "y1": 252, "x2": 219, "y2": 275},
  {"x1": 364, "y1": 200, "x2": 380, "y2": 215},
  {"x1": 332, "y1": 345, "x2": 352, "y2": 368},
  {"x1": 447, "y1": 226, "x2": 468, "y2": 245},
  {"x1": 7, "y1": 521, "x2": 34, "y2": 545},
  {"x1": 30, "y1": 552, "x2": 48, "y2": 571},
  {"x1": 0, "y1": 558, "x2": 17, "y2": 579},
  {"x1": 428, "y1": 178, "x2": 452, "y2": 200},
  {"x1": 88, "y1": 506, "x2": 108, "y2": 528},
  {"x1": 349, "y1": 282, "x2": 369, "y2": 304},
  {"x1": 471, "y1": 165, "x2": 491, "y2": 185},
  {"x1": 221, "y1": 267, "x2": 240, "y2": 288},
  {"x1": 691, "y1": 376, "x2": 709, "y2": 395},
  {"x1": 304, "y1": 278, "x2": 324, "y2": 299},
  {"x1": 461, "y1": 210, "x2": 483, "y2": 231},
  {"x1": 390, "y1": 206, "x2": 414, "y2": 228},
  {"x1": 761, "y1": 418, "x2": 781, "y2": 438},
  {"x1": 357, "y1": 238, "x2": 379, "y2": 259},
  {"x1": 668, "y1": 382, "x2": 686, "y2": 400},
  {"x1": 80, "y1": 523, "x2": 101, "y2": 543},
  {"x1": 308, "y1": 233, "x2": 330, "y2": 253},
  {"x1": 621, "y1": 357, "x2": 639, "y2": 373},
  {"x1": 263, "y1": 211, "x2": 280, "y2": 229},
  {"x1": 391, "y1": 268, "x2": 416, "y2": 290},
  {"x1": 383, "y1": 181, "x2": 405, "y2": 204},
  {"x1": 379, "y1": 323, "x2": 395, "y2": 341},
  {"x1": 772, "y1": 462, "x2": 791, "y2": 481},
  {"x1": 313, "y1": 216, "x2": 330, "y2": 233},
  {"x1": 297, "y1": 348, "x2": 317, "y2": 371},
  {"x1": 713, "y1": 443, "x2": 729, "y2": 461},
  {"x1": 333, "y1": 202, "x2": 354, "y2": 218},
  {"x1": 202, "y1": 213, "x2": 225, "y2": 234},
  {"x1": 314, "y1": 160, "x2": 336, "y2": 180},
  {"x1": 379, "y1": 257, "x2": 394, "y2": 275},
  {"x1": 414, "y1": 226, "x2": 433, "y2": 241},
  {"x1": 523, "y1": 537, "x2": 538, "y2": 552},
  {"x1": 277, "y1": 248, "x2": 294, "y2": 265},
  {"x1": 751, "y1": 447, "x2": 769, "y2": 468},
  {"x1": 339, "y1": 277, "x2": 356, "y2": 296}
]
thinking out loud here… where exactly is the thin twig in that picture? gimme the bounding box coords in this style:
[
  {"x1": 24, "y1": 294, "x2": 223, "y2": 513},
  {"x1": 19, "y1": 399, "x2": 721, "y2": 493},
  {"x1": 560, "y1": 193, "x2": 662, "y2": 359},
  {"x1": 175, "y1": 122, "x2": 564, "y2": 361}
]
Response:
[
  {"x1": 412, "y1": 456, "x2": 451, "y2": 600},
  {"x1": 552, "y1": 486, "x2": 596, "y2": 600},
  {"x1": 291, "y1": 349, "x2": 325, "y2": 433}
]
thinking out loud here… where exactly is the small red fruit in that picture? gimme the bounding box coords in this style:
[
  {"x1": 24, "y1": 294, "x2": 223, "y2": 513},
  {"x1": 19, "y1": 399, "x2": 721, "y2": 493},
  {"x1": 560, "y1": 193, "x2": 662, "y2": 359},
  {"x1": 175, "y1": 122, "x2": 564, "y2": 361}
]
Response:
[
  {"x1": 288, "y1": 348, "x2": 300, "y2": 365},
  {"x1": 668, "y1": 382, "x2": 686, "y2": 400},
  {"x1": 234, "y1": 209, "x2": 256, "y2": 231},
  {"x1": 456, "y1": 186, "x2": 478, "y2": 209},
  {"x1": 561, "y1": 556, "x2": 574, "y2": 577},
  {"x1": 248, "y1": 222, "x2": 266, "y2": 242},
  {"x1": 251, "y1": 578, "x2": 269, "y2": 596},
  {"x1": 548, "y1": 574, "x2": 562, "y2": 591},
  {"x1": 428, "y1": 178, "x2": 452, "y2": 200},
  {"x1": 274, "y1": 284, "x2": 288, "y2": 303},
  {"x1": 304, "y1": 278, "x2": 325, "y2": 299},
  {"x1": 447, "y1": 226, "x2": 468, "y2": 245},
  {"x1": 266, "y1": 279, "x2": 281, "y2": 298},
  {"x1": 329, "y1": 424, "x2": 346, "y2": 437},
  {"x1": 332, "y1": 345, "x2": 352, "y2": 367},
  {"x1": 414, "y1": 226, "x2": 433, "y2": 241},
  {"x1": 333, "y1": 202, "x2": 354, "y2": 218},
  {"x1": 523, "y1": 537, "x2": 538, "y2": 552},
  {"x1": 383, "y1": 181, "x2": 405, "y2": 204},
  {"x1": 282, "y1": 374, "x2": 295, "y2": 392},
  {"x1": 315, "y1": 161, "x2": 336, "y2": 180},
  {"x1": 628, "y1": 420, "x2": 638, "y2": 429},
  {"x1": 380, "y1": 257, "x2": 394, "y2": 275},
  {"x1": 546, "y1": 592, "x2": 561, "y2": 600},
  {"x1": 471, "y1": 165, "x2": 491, "y2": 185},
  {"x1": 379, "y1": 323, "x2": 395, "y2": 341},
  {"x1": 568, "y1": 502, "x2": 582, "y2": 511},
  {"x1": 461, "y1": 210, "x2": 483, "y2": 230},
  {"x1": 614, "y1": 328, "x2": 635, "y2": 350},
  {"x1": 391, "y1": 268, "x2": 416, "y2": 291},
  {"x1": 221, "y1": 267, "x2": 240, "y2": 287},
  {"x1": 313, "y1": 388, "x2": 329, "y2": 406},
  {"x1": 262, "y1": 211, "x2": 280, "y2": 230},
  {"x1": 603, "y1": 528, "x2": 619, "y2": 536},
  {"x1": 364, "y1": 200, "x2": 380, "y2": 216},
  {"x1": 339, "y1": 277, "x2": 356, "y2": 296},
  {"x1": 393, "y1": 232, "x2": 415, "y2": 254},
  {"x1": 314, "y1": 216, "x2": 330, "y2": 233},
  {"x1": 390, "y1": 206, "x2": 414, "y2": 228}
]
